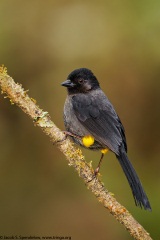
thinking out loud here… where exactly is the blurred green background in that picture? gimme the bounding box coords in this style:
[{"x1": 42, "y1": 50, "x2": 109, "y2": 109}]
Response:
[{"x1": 0, "y1": 1, "x2": 160, "y2": 239}]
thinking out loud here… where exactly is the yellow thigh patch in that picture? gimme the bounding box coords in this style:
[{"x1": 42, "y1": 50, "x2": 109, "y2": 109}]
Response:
[
  {"x1": 101, "y1": 148, "x2": 108, "y2": 154},
  {"x1": 82, "y1": 135, "x2": 94, "y2": 147}
]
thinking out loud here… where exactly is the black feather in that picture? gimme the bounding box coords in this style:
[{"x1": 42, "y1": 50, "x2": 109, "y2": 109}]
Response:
[
  {"x1": 72, "y1": 91, "x2": 125, "y2": 154},
  {"x1": 117, "y1": 147, "x2": 151, "y2": 210}
]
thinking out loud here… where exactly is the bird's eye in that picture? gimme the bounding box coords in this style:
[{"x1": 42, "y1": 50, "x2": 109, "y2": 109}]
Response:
[{"x1": 78, "y1": 79, "x2": 84, "y2": 84}]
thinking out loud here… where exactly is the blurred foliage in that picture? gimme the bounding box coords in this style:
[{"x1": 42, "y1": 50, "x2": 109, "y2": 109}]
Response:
[{"x1": 0, "y1": 1, "x2": 160, "y2": 239}]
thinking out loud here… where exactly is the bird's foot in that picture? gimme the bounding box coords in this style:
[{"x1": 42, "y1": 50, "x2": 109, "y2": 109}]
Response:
[
  {"x1": 87, "y1": 167, "x2": 100, "y2": 183},
  {"x1": 63, "y1": 131, "x2": 82, "y2": 140},
  {"x1": 94, "y1": 166, "x2": 100, "y2": 176},
  {"x1": 53, "y1": 131, "x2": 68, "y2": 145},
  {"x1": 53, "y1": 131, "x2": 82, "y2": 145}
]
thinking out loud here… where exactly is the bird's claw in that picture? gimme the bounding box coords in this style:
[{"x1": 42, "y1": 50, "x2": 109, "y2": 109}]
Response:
[
  {"x1": 53, "y1": 131, "x2": 68, "y2": 145},
  {"x1": 87, "y1": 168, "x2": 100, "y2": 183}
]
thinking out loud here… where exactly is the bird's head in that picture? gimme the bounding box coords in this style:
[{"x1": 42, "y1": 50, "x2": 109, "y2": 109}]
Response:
[{"x1": 61, "y1": 68, "x2": 100, "y2": 94}]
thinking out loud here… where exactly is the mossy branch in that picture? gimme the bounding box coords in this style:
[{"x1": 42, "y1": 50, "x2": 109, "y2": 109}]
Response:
[{"x1": 0, "y1": 67, "x2": 152, "y2": 240}]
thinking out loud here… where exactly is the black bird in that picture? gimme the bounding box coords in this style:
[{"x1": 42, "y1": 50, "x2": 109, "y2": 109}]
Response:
[{"x1": 61, "y1": 68, "x2": 151, "y2": 211}]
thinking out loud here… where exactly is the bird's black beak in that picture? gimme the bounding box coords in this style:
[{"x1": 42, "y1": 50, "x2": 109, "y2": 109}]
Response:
[{"x1": 61, "y1": 79, "x2": 75, "y2": 88}]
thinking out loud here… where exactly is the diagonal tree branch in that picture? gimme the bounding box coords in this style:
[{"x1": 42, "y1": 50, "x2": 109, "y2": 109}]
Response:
[{"x1": 0, "y1": 66, "x2": 152, "y2": 240}]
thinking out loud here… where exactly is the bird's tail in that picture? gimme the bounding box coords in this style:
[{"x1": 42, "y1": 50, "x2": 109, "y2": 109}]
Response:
[{"x1": 117, "y1": 148, "x2": 151, "y2": 211}]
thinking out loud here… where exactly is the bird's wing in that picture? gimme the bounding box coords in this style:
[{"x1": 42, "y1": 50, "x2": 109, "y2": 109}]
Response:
[{"x1": 72, "y1": 91, "x2": 127, "y2": 155}]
